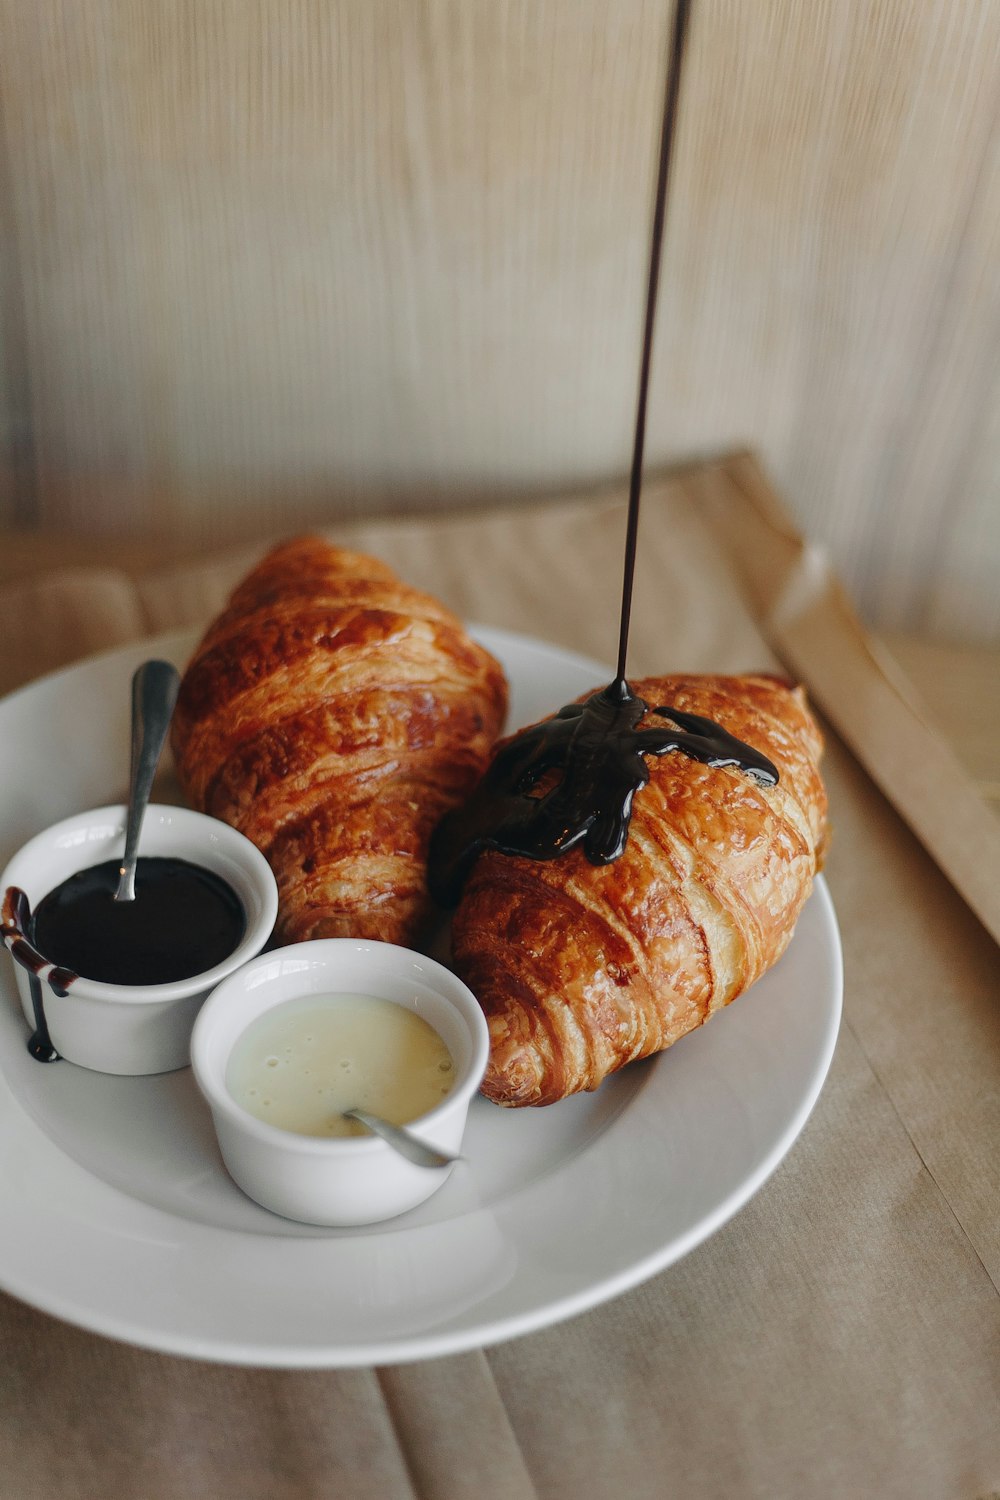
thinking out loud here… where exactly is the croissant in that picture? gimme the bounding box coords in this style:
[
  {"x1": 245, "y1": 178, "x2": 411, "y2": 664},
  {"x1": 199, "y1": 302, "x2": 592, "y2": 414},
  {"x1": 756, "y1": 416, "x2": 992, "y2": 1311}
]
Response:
[
  {"x1": 448, "y1": 674, "x2": 828, "y2": 1106},
  {"x1": 170, "y1": 536, "x2": 508, "y2": 947}
]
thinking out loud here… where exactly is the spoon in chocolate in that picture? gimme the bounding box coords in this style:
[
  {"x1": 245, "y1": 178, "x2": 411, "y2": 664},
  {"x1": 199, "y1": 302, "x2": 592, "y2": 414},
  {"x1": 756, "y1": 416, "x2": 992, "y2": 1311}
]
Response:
[
  {"x1": 114, "y1": 659, "x2": 181, "y2": 902},
  {"x1": 342, "y1": 1107, "x2": 461, "y2": 1169}
]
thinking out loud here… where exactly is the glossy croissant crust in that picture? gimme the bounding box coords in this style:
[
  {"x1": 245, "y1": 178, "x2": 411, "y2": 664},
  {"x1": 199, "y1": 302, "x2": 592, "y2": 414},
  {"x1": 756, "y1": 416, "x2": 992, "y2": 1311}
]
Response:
[
  {"x1": 449, "y1": 674, "x2": 828, "y2": 1107},
  {"x1": 170, "y1": 536, "x2": 508, "y2": 947}
]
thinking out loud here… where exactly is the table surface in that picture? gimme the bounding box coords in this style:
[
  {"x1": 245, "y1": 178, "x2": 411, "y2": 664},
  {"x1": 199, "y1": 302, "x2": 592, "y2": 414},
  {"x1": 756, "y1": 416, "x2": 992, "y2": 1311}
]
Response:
[{"x1": 0, "y1": 453, "x2": 996, "y2": 1500}]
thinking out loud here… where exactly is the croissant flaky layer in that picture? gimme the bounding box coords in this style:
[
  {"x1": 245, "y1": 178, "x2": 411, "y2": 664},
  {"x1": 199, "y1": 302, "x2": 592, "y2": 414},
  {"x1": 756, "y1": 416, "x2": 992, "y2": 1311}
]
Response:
[
  {"x1": 171, "y1": 536, "x2": 508, "y2": 946},
  {"x1": 449, "y1": 674, "x2": 829, "y2": 1106}
]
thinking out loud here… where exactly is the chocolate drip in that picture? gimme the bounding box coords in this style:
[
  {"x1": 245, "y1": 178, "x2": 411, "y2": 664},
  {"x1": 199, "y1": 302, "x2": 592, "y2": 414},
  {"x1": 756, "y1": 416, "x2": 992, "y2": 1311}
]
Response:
[
  {"x1": 2, "y1": 885, "x2": 68, "y2": 1062},
  {"x1": 26, "y1": 975, "x2": 60, "y2": 1062},
  {"x1": 430, "y1": 683, "x2": 777, "y2": 907}
]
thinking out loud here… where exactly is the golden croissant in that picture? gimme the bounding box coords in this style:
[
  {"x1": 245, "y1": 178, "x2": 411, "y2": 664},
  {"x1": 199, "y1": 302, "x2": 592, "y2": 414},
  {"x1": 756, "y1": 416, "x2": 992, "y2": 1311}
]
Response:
[
  {"x1": 448, "y1": 673, "x2": 828, "y2": 1106},
  {"x1": 170, "y1": 536, "x2": 508, "y2": 947}
]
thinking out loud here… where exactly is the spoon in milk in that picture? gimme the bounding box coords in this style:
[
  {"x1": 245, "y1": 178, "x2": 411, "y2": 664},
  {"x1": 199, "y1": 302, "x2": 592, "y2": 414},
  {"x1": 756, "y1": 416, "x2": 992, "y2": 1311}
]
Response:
[
  {"x1": 114, "y1": 660, "x2": 181, "y2": 902},
  {"x1": 343, "y1": 1107, "x2": 462, "y2": 1169}
]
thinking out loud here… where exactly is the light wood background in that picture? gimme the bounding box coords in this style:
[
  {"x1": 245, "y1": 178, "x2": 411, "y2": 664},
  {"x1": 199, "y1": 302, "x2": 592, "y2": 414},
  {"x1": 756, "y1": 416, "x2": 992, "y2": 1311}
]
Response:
[{"x1": 1, "y1": 0, "x2": 998, "y2": 642}]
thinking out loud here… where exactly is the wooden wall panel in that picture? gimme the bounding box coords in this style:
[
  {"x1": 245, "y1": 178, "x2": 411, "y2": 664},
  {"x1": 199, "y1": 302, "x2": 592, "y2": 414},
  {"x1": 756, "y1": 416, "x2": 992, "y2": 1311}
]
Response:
[
  {"x1": 0, "y1": 0, "x2": 668, "y2": 532},
  {"x1": 907, "y1": 123, "x2": 1000, "y2": 643},
  {"x1": 0, "y1": 0, "x2": 997, "y2": 641},
  {"x1": 651, "y1": 0, "x2": 1000, "y2": 640}
]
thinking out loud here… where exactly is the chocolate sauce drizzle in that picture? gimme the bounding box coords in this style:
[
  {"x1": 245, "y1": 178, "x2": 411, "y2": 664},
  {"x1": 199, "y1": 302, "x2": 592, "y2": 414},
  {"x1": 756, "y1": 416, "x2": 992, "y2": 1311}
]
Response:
[
  {"x1": 430, "y1": 0, "x2": 778, "y2": 906},
  {"x1": 430, "y1": 683, "x2": 778, "y2": 907},
  {"x1": 1, "y1": 885, "x2": 69, "y2": 1062},
  {"x1": 612, "y1": 0, "x2": 690, "y2": 692}
]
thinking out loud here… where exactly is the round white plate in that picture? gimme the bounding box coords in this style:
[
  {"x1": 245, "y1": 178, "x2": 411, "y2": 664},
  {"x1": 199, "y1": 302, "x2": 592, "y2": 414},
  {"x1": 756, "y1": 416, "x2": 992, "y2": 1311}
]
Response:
[{"x1": 0, "y1": 626, "x2": 842, "y2": 1367}]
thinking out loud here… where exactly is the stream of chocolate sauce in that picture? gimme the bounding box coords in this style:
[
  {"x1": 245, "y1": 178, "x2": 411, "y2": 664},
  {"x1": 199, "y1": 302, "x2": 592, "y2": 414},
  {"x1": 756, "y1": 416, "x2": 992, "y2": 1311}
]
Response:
[{"x1": 430, "y1": 0, "x2": 778, "y2": 907}]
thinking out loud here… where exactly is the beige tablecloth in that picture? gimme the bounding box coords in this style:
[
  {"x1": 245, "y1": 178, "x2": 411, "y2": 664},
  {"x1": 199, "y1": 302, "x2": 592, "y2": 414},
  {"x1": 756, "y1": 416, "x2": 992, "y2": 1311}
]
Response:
[{"x1": 0, "y1": 454, "x2": 997, "y2": 1500}]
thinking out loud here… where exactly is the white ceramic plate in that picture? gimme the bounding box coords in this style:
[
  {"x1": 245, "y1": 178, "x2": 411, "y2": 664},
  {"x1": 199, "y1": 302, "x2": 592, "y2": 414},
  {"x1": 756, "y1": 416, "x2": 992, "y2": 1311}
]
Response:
[{"x1": 0, "y1": 626, "x2": 842, "y2": 1367}]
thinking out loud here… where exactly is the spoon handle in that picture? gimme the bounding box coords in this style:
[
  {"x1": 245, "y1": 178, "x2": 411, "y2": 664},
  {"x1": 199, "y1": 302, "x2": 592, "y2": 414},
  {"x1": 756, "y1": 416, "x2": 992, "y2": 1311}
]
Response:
[
  {"x1": 344, "y1": 1108, "x2": 460, "y2": 1169},
  {"x1": 115, "y1": 660, "x2": 181, "y2": 902}
]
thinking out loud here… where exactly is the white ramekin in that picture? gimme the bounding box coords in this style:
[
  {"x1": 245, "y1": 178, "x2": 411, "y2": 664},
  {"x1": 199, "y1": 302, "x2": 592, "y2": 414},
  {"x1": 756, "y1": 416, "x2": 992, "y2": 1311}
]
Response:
[
  {"x1": 1, "y1": 804, "x2": 278, "y2": 1075},
  {"x1": 191, "y1": 939, "x2": 490, "y2": 1227}
]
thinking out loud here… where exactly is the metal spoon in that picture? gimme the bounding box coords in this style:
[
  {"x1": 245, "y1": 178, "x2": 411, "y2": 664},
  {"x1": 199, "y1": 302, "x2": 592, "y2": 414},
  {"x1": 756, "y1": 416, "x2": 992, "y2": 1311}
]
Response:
[
  {"x1": 114, "y1": 660, "x2": 181, "y2": 902},
  {"x1": 343, "y1": 1107, "x2": 461, "y2": 1169}
]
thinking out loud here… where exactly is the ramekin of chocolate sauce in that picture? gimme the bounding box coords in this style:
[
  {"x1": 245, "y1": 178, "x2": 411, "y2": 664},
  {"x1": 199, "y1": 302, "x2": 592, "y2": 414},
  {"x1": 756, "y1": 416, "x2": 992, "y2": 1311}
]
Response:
[{"x1": 1, "y1": 804, "x2": 278, "y2": 1075}]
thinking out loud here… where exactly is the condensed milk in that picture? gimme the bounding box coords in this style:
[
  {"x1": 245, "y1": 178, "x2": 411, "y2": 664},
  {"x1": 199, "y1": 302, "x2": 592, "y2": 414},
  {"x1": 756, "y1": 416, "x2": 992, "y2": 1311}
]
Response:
[{"x1": 226, "y1": 992, "x2": 456, "y2": 1138}]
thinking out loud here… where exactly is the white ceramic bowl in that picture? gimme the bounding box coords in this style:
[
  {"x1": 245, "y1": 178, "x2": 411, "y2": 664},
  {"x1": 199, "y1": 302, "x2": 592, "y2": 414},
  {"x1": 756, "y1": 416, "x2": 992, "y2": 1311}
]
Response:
[
  {"x1": 1, "y1": 804, "x2": 278, "y2": 1075},
  {"x1": 191, "y1": 939, "x2": 490, "y2": 1227}
]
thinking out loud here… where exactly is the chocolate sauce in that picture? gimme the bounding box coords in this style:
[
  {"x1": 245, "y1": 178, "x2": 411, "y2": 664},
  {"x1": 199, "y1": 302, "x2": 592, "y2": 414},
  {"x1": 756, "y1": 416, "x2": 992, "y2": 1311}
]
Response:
[
  {"x1": 612, "y1": 0, "x2": 691, "y2": 691},
  {"x1": 429, "y1": 0, "x2": 779, "y2": 905},
  {"x1": 4, "y1": 860, "x2": 244, "y2": 1061},
  {"x1": 2, "y1": 885, "x2": 68, "y2": 1061},
  {"x1": 28, "y1": 857, "x2": 246, "y2": 987},
  {"x1": 430, "y1": 685, "x2": 778, "y2": 906},
  {"x1": 25, "y1": 975, "x2": 60, "y2": 1062}
]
